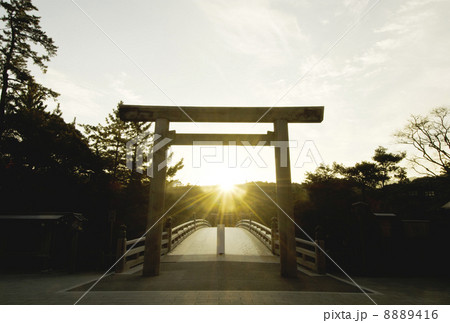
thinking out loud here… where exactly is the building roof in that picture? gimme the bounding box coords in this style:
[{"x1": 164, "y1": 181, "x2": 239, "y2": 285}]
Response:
[
  {"x1": 0, "y1": 215, "x2": 64, "y2": 220},
  {"x1": 0, "y1": 213, "x2": 85, "y2": 221},
  {"x1": 442, "y1": 201, "x2": 450, "y2": 209},
  {"x1": 373, "y1": 213, "x2": 396, "y2": 217}
]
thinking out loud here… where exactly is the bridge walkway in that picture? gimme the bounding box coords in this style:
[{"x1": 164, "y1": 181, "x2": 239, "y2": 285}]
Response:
[
  {"x1": 9, "y1": 227, "x2": 379, "y2": 304},
  {"x1": 163, "y1": 227, "x2": 277, "y2": 263},
  {"x1": 1, "y1": 228, "x2": 447, "y2": 304}
]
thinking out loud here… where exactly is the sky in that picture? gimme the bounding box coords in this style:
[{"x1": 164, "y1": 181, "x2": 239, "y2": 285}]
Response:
[{"x1": 31, "y1": 0, "x2": 450, "y2": 185}]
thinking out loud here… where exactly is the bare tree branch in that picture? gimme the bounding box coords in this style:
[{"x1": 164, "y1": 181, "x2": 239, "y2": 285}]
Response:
[{"x1": 395, "y1": 107, "x2": 450, "y2": 176}]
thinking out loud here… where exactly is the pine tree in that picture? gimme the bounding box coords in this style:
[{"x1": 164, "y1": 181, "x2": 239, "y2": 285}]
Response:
[
  {"x1": 0, "y1": 0, "x2": 57, "y2": 136},
  {"x1": 372, "y1": 146, "x2": 406, "y2": 187},
  {"x1": 82, "y1": 105, "x2": 153, "y2": 184},
  {"x1": 82, "y1": 104, "x2": 184, "y2": 186}
]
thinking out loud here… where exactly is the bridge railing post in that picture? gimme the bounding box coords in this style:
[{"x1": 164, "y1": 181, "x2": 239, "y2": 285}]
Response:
[
  {"x1": 315, "y1": 240, "x2": 326, "y2": 274},
  {"x1": 166, "y1": 217, "x2": 172, "y2": 252},
  {"x1": 193, "y1": 213, "x2": 197, "y2": 230},
  {"x1": 271, "y1": 216, "x2": 279, "y2": 255},
  {"x1": 116, "y1": 225, "x2": 127, "y2": 273},
  {"x1": 315, "y1": 225, "x2": 326, "y2": 274}
]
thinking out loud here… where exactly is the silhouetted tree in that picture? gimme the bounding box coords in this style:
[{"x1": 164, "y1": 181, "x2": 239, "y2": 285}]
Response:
[
  {"x1": 0, "y1": 0, "x2": 57, "y2": 137},
  {"x1": 83, "y1": 104, "x2": 183, "y2": 186},
  {"x1": 0, "y1": 84, "x2": 101, "y2": 211},
  {"x1": 372, "y1": 146, "x2": 407, "y2": 187},
  {"x1": 335, "y1": 161, "x2": 384, "y2": 191},
  {"x1": 81, "y1": 105, "x2": 185, "y2": 238},
  {"x1": 82, "y1": 105, "x2": 152, "y2": 184},
  {"x1": 395, "y1": 107, "x2": 449, "y2": 176},
  {"x1": 304, "y1": 163, "x2": 339, "y2": 183},
  {"x1": 12, "y1": 79, "x2": 58, "y2": 111}
]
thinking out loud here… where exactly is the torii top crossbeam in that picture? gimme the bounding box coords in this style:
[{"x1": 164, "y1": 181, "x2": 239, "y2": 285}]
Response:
[{"x1": 119, "y1": 105, "x2": 324, "y2": 123}]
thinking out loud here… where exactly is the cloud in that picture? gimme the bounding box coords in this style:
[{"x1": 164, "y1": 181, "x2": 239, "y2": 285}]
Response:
[
  {"x1": 195, "y1": 0, "x2": 308, "y2": 67},
  {"x1": 333, "y1": 0, "x2": 372, "y2": 18},
  {"x1": 374, "y1": 38, "x2": 398, "y2": 50},
  {"x1": 397, "y1": 0, "x2": 444, "y2": 13},
  {"x1": 320, "y1": 0, "x2": 442, "y2": 83},
  {"x1": 374, "y1": 1, "x2": 438, "y2": 35},
  {"x1": 358, "y1": 49, "x2": 388, "y2": 66},
  {"x1": 38, "y1": 69, "x2": 147, "y2": 126},
  {"x1": 343, "y1": 0, "x2": 372, "y2": 16},
  {"x1": 107, "y1": 72, "x2": 143, "y2": 103},
  {"x1": 38, "y1": 69, "x2": 106, "y2": 124}
]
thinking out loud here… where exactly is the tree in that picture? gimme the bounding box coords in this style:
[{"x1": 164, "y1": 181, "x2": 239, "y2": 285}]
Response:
[
  {"x1": 1, "y1": 79, "x2": 97, "y2": 177},
  {"x1": 372, "y1": 146, "x2": 407, "y2": 187},
  {"x1": 336, "y1": 161, "x2": 385, "y2": 191},
  {"x1": 395, "y1": 107, "x2": 450, "y2": 176},
  {"x1": 82, "y1": 105, "x2": 184, "y2": 185},
  {"x1": 82, "y1": 106, "x2": 152, "y2": 184},
  {"x1": 305, "y1": 147, "x2": 407, "y2": 191},
  {"x1": 306, "y1": 161, "x2": 384, "y2": 191},
  {"x1": 0, "y1": 0, "x2": 57, "y2": 136},
  {"x1": 304, "y1": 163, "x2": 339, "y2": 183},
  {"x1": 0, "y1": 84, "x2": 102, "y2": 211},
  {"x1": 12, "y1": 78, "x2": 58, "y2": 111}
]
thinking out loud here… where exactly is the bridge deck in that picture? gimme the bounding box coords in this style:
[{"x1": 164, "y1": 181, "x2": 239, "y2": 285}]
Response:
[
  {"x1": 163, "y1": 227, "x2": 277, "y2": 263},
  {"x1": 169, "y1": 227, "x2": 273, "y2": 256}
]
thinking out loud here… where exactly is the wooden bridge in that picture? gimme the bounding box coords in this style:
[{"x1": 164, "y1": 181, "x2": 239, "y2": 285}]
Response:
[{"x1": 115, "y1": 218, "x2": 326, "y2": 275}]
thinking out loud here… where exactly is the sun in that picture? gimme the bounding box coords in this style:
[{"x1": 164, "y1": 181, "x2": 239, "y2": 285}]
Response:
[
  {"x1": 219, "y1": 181, "x2": 235, "y2": 192},
  {"x1": 211, "y1": 169, "x2": 246, "y2": 195}
]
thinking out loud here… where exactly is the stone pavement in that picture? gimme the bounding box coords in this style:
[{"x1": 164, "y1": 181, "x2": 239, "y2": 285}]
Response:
[
  {"x1": 70, "y1": 262, "x2": 362, "y2": 293},
  {"x1": 1, "y1": 265, "x2": 449, "y2": 304},
  {"x1": 1, "y1": 228, "x2": 449, "y2": 305}
]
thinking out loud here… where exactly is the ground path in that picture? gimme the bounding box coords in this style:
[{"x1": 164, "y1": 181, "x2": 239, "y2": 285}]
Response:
[{"x1": 1, "y1": 227, "x2": 449, "y2": 304}]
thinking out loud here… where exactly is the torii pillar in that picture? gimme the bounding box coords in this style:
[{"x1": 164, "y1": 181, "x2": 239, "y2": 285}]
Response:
[
  {"x1": 142, "y1": 118, "x2": 170, "y2": 276},
  {"x1": 274, "y1": 119, "x2": 297, "y2": 277},
  {"x1": 119, "y1": 105, "x2": 324, "y2": 278}
]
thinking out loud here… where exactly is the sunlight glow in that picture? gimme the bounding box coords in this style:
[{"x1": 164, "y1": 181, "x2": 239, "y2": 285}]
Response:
[
  {"x1": 219, "y1": 181, "x2": 235, "y2": 192},
  {"x1": 212, "y1": 169, "x2": 242, "y2": 193}
]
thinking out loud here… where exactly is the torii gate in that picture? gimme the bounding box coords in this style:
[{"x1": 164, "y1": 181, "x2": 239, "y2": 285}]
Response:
[{"x1": 119, "y1": 105, "x2": 324, "y2": 278}]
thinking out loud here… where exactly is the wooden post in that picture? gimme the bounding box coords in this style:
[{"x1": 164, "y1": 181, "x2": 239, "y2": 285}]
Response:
[
  {"x1": 271, "y1": 216, "x2": 279, "y2": 255},
  {"x1": 116, "y1": 225, "x2": 127, "y2": 273},
  {"x1": 315, "y1": 225, "x2": 326, "y2": 274},
  {"x1": 351, "y1": 202, "x2": 371, "y2": 273},
  {"x1": 69, "y1": 230, "x2": 79, "y2": 273},
  {"x1": 193, "y1": 213, "x2": 197, "y2": 230},
  {"x1": 166, "y1": 217, "x2": 172, "y2": 252},
  {"x1": 217, "y1": 224, "x2": 225, "y2": 255},
  {"x1": 143, "y1": 118, "x2": 170, "y2": 276},
  {"x1": 274, "y1": 119, "x2": 297, "y2": 278},
  {"x1": 315, "y1": 239, "x2": 326, "y2": 274}
]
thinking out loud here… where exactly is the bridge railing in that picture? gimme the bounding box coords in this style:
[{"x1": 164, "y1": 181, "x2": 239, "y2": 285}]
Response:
[
  {"x1": 169, "y1": 219, "x2": 211, "y2": 251},
  {"x1": 295, "y1": 237, "x2": 326, "y2": 274},
  {"x1": 236, "y1": 219, "x2": 272, "y2": 251},
  {"x1": 237, "y1": 218, "x2": 326, "y2": 274},
  {"x1": 116, "y1": 218, "x2": 211, "y2": 273}
]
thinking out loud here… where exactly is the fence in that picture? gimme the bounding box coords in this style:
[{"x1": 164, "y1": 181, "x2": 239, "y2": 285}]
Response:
[
  {"x1": 237, "y1": 218, "x2": 326, "y2": 274},
  {"x1": 116, "y1": 218, "x2": 211, "y2": 273}
]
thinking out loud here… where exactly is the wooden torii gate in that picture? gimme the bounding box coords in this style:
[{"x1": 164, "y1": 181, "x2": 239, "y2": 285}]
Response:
[{"x1": 119, "y1": 105, "x2": 324, "y2": 278}]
